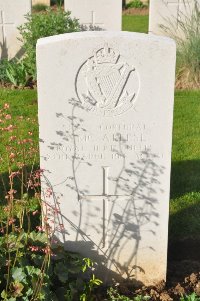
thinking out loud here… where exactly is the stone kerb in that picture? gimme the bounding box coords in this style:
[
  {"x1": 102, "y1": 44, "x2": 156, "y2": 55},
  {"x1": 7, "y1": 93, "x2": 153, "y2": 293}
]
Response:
[{"x1": 37, "y1": 31, "x2": 176, "y2": 285}]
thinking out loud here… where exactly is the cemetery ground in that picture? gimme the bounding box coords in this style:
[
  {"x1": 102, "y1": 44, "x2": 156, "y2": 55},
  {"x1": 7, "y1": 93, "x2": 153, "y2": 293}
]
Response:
[
  {"x1": 0, "y1": 88, "x2": 200, "y2": 300},
  {"x1": 122, "y1": 5, "x2": 149, "y2": 33},
  {"x1": 122, "y1": 15, "x2": 148, "y2": 33},
  {"x1": 0, "y1": 6, "x2": 200, "y2": 301}
]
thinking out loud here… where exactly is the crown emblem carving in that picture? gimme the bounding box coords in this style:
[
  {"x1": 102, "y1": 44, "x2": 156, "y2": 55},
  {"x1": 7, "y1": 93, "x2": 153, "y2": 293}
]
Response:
[
  {"x1": 94, "y1": 45, "x2": 119, "y2": 64},
  {"x1": 76, "y1": 44, "x2": 139, "y2": 117}
]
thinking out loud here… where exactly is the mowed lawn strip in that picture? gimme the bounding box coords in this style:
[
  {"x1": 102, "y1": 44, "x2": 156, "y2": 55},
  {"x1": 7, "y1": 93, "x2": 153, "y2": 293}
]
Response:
[
  {"x1": 122, "y1": 15, "x2": 149, "y2": 33},
  {"x1": 170, "y1": 90, "x2": 200, "y2": 240},
  {"x1": 0, "y1": 88, "x2": 200, "y2": 239}
]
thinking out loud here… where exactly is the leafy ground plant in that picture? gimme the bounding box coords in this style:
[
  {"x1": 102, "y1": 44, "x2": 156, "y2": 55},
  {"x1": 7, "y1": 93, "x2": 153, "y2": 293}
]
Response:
[
  {"x1": 180, "y1": 293, "x2": 200, "y2": 301},
  {"x1": 5, "y1": 59, "x2": 29, "y2": 88},
  {"x1": 0, "y1": 101, "x2": 102, "y2": 300},
  {"x1": 32, "y1": 4, "x2": 48, "y2": 12},
  {"x1": 107, "y1": 287, "x2": 150, "y2": 301},
  {"x1": 125, "y1": 0, "x2": 147, "y2": 9},
  {"x1": 18, "y1": 8, "x2": 80, "y2": 81},
  {"x1": 0, "y1": 60, "x2": 10, "y2": 85}
]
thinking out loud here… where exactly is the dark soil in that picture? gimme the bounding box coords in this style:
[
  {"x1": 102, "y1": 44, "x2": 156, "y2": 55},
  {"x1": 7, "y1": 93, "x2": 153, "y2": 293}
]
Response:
[
  {"x1": 123, "y1": 7, "x2": 149, "y2": 15},
  {"x1": 96, "y1": 239, "x2": 200, "y2": 300},
  {"x1": 0, "y1": 80, "x2": 36, "y2": 90}
]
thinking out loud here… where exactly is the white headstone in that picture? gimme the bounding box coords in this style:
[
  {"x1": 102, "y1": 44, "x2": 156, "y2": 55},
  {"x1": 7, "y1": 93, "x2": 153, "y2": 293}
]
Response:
[
  {"x1": 64, "y1": 0, "x2": 122, "y2": 31},
  {"x1": 32, "y1": 0, "x2": 50, "y2": 6},
  {"x1": 37, "y1": 31, "x2": 176, "y2": 285},
  {"x1": 149, "y1": 0, "x2": 197, "y2": 37},
  {"x1": 0, "y1": 0, "x2": 31, "y2": 59}
]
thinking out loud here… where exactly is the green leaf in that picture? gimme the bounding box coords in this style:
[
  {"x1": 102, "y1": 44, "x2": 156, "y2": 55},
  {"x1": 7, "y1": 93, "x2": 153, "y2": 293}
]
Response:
[
  {"x1": 23, "y1": 287, "x2": 33, "y2": 297},
  {"x1": 54, "y1": 262, "x2": 69, "y2": 283},
  {"x1": 1, "y1": 290, "x2": 8, "y2": 299},
  {"x1": 29, "y1": 231, "x2": 48, "y2": 244},
  {"x1": 26, "y1": 265, "x2": 41, "y2": 276},
  {"x1": 80, "y1": 293, "x2": 87, "y2": 301},
  {"x1": 11, "y1": 267, "x2": 26, "y2": 282},
  {"x1": 10, "y1": 281, "x2": 24, "y2": 298}
]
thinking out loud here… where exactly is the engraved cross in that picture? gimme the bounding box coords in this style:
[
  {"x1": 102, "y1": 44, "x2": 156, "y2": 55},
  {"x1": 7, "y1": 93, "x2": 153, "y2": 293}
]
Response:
[
  {"x1": 83, "y1": 11, "x2": 104, "y2": 29},
  {"x1": 81, "y1": 166, "x2": 127, "y2": 248}
]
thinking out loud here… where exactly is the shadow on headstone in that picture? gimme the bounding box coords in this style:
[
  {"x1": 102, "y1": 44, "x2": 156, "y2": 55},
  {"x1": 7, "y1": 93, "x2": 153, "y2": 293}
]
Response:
[
  {"x1": 80, "y1": 24, "x2": 105, "y2": 31},
  {"x1": 40, "y1": 97, "x2": 163, "y2": 284},
  {"x1": 0, "y1": 36, "x2": 24, "y2": 60},
  {"x1": 0, "y1": 37, "x2": 8, "y2": 59}
]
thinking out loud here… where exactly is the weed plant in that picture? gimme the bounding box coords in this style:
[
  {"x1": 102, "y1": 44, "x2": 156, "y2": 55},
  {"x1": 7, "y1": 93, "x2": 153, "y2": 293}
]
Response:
[
  {"x1": 0, "y1": 102, "x2": 102, "y2": 300},
  {"x1": 161, "y1": 0, "x2": 200, "y2": 89},
  {"x1": 6, "y1": 60, "x2": 29, "y2": 87},
  {"x1": 0, "y1": 9, "x2": 79, "y2": 88},
  {"x1": 176, "y1": 1, "x2": 200, "y2": 89},
  {"x1": 125, "y1": 0, "x2": 147, "y2": 9},
  {"x1": 32, "y1": 4, "x2": 48, "y2": 12},
  {"x1": 0, "y1": 60, "x2": 10, "y2": 84},
  {"x1": 18, "y1": 8, "x2": 80, "y2": 81},
  {"x1": 107, "y1": 287, "x2": 150, "y2": 300},
  {"x1": 180, "y1": 293, "x2": 200, "y2": 301}
]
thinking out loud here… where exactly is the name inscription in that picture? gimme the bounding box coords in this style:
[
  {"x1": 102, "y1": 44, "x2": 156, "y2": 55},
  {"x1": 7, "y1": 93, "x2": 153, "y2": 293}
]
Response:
[{"x1": 46, "y1": 122, "x2": 164, "y2": 161}]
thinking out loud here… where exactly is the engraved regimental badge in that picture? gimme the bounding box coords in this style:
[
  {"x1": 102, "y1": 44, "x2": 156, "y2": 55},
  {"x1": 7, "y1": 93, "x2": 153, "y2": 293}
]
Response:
[{"x1": 76, "y1": 44, "x2": 139, "y2": 117}]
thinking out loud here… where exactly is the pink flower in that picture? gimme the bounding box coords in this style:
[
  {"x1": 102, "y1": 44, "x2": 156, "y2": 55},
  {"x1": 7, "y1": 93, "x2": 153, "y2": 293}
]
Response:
[
  {"x1": 59, "y1": 224, "x2": 65, "y2": 230},
  {"x1": 9, "y1": 136, "x2": 17, "y2": 141},
  {"x1": 4, "y1": 103, "x2": 9, "y2": 109},
  {"x1": 6, "y1": 124, "x2": 14, "y2": 132},
  {"x1": 36, "y1": 226, "x2": 44, "y2": 232},
  {"x1": 8, "y1": 218, "x2": 16, "y2": 225},
  {"x1": 29, "y1": 246, "x2": 39, "y2": 252},
  {"x1": 9, "y1": 153, "x2": 15, "y2": 159},
  {"x1": 5, "y1": 114, "x2": 11, "y2": 120},
  {"x1": 45, "y1": 188, "x2": 53, "y2": 198},
  {"x1": 42, "y1": 246, "x2": 51, "y2": 254},
  {"x1": 8, "y1": 189, "x2": 17, "y2": 195},
  {"x1": 3, "y1": 206, "x2": 9, "y2": 212},
  {"x1": 9, "y1": 171, "x2": 20, "y2": 179}
]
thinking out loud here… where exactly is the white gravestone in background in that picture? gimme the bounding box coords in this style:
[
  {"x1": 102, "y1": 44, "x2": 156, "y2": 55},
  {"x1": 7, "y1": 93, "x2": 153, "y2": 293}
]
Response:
[
  {"x1": 32, "y1": 0, "x2": 50, "y2": 6},
  {"x1": 37, "y1": 31, "x2": 176, "y2": 285},
  {"x1": 64, "y1": 0, "x2": 122, "y2": 31},
  {"x1": 0, "y1": 0, "x2": 31, "y2": 59},
  {"x1": 149, "y1": 0, "x2": 197, "y2": 37}
]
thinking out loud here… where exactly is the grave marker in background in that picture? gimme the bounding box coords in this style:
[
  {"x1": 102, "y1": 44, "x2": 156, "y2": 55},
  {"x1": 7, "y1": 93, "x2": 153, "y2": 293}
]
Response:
[
  {"x1": 0, "y1": 0, "x2": 31, "y2": 59},
  {"x1": 149, "y1": 0, "x2": 197, "y2": 37},
  {"x1": 32, "y1": 0, "x2": 50, "y2": 6},
  {"x1": 64, "y1": 0, "x2": 122, "y2": 30},
  {"x1": 37, "y1": 31, "x2": 176, "y2": 285}
]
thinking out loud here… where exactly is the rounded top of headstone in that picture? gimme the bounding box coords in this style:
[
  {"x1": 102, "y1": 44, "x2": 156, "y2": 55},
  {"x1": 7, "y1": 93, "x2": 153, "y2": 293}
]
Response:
[{"x1": 37, "y1": 31, "x2": 176, "y2": 48}]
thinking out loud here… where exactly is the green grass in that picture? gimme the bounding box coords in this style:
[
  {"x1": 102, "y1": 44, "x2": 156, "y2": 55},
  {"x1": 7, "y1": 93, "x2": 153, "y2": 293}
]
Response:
[
  {"x1": 122, "y1": 15, "x2": 149, "y2": 33},
  {"x1": 171, "y1": 90, "x2": 200, "y2": 199},
  {"x1": 32, "y1": 3, "x2": 48, "y2": 12},
  {"x1": 0, "y1": 89, "x2": 38, "y2": 173},
  {"x1": 0, "y1": 88, "x2": 200, "y2": 240},
  {"x1": 169, "y1": 90, "x2": 200, "y2": 240}
]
